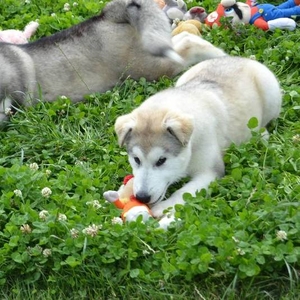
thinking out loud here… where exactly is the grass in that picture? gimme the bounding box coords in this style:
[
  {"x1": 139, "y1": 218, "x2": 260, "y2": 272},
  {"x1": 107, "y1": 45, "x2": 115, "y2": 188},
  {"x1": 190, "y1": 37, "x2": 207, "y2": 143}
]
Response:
[{"x1": 0, "y1": 0, "x2": 300, "y2": 299}]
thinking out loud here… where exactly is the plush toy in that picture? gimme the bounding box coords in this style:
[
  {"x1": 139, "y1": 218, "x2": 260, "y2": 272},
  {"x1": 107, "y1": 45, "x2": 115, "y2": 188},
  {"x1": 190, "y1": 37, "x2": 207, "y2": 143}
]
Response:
[
  {"x1": 0, "y1": 21, "x2": 39, "y2": 44},
  {"x1": 163, "y1": 0, "x2": 188, "y2": 21},
  {"x1": 103, "y1": 175, "x2": 153, "y2": 223},
  {"x1": 172, "y1": 19, "x2": 203, "y2": 36},
  {"x1": 205, "y1": 0, "x2": 300, "y2": 31},
  {"x1": 184, "y1": 6, "x2": 208, "y2": 22},
  {"x1": 163, "y1": 0, "x2": 208, "y2": 23}
]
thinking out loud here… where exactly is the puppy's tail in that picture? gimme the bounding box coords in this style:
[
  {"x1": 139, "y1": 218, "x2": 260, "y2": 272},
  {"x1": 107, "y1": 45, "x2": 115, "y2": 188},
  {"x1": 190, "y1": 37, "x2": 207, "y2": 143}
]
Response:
[{"x1": 104, "y1": 0, "x2": 183, "y2": 64}]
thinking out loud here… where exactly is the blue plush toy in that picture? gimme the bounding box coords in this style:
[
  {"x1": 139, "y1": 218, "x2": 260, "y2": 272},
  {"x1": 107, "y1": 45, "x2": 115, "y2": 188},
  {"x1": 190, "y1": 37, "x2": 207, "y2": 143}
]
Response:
[{"x1": 206, "y1": 0, "x2": 300, "y2": 31}]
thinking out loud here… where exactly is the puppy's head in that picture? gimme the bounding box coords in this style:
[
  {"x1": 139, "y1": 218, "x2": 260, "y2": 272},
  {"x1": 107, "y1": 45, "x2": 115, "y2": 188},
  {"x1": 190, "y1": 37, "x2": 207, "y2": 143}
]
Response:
[{"x1": 115, "y1": 107, "x2": 194, "y2": 205}]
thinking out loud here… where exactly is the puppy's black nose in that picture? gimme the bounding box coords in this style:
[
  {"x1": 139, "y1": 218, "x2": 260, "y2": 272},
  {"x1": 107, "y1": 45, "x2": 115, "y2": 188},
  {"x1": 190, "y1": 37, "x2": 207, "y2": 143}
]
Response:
[{"x1": 136, "y1": 192, "x2": 151, "y2": 204}]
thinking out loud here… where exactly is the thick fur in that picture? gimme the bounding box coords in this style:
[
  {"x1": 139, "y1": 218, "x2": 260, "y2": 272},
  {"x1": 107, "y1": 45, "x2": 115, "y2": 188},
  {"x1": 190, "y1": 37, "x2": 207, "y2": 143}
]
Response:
[
  {"x1": 0, "y1": 0, "x2": 225, "y2": 121},
  {"x1": 115, "y1": 56, "x2": 282, "y2": 228}
]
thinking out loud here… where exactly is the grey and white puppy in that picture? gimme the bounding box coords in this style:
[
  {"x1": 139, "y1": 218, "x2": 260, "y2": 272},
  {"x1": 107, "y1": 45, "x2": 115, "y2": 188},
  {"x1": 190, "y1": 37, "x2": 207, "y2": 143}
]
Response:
[
  {"x1": 115, "y1": 56, "x2": 282, "y2": 229},
  {"x1": 0, "y1": 0, "x2": 225, "y2": 121}
]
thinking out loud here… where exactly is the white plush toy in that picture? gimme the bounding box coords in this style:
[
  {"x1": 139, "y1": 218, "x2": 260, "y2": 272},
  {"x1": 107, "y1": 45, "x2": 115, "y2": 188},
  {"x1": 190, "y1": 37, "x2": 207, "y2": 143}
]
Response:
[
  {"x1": 163, "y1": 0, "x2": 187, "y2": 21},
  {"x1": 0, "y1": 21, "x2": 39, "y2": 44}
]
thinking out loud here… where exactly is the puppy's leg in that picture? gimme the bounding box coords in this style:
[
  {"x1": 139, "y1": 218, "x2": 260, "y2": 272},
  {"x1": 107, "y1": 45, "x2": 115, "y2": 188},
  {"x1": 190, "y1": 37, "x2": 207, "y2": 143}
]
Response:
[
  {"x1": 156, "y1": 171, "x2": 220, "y2": 229},
  {"x1": 151, "y1": 170, "x2": 220, "y2": 218},
  {"x1": 172, "y1": 32, "x2": 227, "y2": 66}
]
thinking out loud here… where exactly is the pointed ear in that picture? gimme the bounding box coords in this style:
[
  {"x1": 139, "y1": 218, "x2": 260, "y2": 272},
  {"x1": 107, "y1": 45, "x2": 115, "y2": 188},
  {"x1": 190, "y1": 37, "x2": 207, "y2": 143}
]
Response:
[
  {"x1": 163, "y1": 111, "x2": 194, "y2": 146},
  {"x1": 114, "y1": 114, "x2": 136, "y2": 147}
]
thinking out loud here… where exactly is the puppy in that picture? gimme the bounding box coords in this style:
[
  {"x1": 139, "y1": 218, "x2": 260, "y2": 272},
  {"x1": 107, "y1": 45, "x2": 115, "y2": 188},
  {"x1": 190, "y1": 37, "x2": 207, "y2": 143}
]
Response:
[
  {"x1": 115, "y1": 56, "x2": 282, "y2": 228},
  {"x1": 0, "y1": 0, "x2": 225, "y2": 122}
]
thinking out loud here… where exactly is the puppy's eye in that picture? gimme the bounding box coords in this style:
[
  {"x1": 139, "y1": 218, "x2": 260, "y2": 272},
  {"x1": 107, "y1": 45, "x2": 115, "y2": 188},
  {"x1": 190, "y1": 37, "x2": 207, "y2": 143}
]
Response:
[
  {"x1": 156, "y1": 157, "x2": 166, "y2": 167},
  {"x1": 134, "y1": 157, "x2": 141, "y2": 165}
]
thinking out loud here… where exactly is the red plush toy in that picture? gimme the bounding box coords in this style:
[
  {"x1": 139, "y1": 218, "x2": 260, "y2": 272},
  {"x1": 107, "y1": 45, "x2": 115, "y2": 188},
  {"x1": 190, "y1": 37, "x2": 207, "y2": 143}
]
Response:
[{"x1": 103, "y1": 175, "x2": 153, "y2": 223}]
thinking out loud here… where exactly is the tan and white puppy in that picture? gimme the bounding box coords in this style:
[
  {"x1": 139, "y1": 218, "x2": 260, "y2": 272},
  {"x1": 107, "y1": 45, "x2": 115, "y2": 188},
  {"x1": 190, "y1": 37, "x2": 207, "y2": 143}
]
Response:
[{"x1": 115, "y1": 56, "x2": 282, "y2": 229}]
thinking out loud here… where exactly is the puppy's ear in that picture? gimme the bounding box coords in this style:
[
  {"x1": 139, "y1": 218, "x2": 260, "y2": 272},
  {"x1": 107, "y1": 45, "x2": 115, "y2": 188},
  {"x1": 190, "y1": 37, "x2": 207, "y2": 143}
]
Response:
[
  {"x1": 163, "y1": 111, "x2": 194, "y2": 146},
  {"x1": 115, "y1": 114, "x2": 136, "y2": 147}
]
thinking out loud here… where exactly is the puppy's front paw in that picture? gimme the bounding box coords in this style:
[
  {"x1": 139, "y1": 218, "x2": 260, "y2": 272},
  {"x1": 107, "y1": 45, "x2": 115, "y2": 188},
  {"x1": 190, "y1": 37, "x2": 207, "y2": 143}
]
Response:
[
  {"x1": 158, "y1": 215, "x2": 177, "y2": 230},
  {"x1": 151, "y1": 202, "x2": 174, "y2": 218},
  {"x1": 150, "y1": 204, "x2": 165, "y2": 218}
]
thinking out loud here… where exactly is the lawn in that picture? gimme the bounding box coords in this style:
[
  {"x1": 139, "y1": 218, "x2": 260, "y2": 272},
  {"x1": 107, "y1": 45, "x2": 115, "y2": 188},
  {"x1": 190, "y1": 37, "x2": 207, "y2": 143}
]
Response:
[{"x1": 0, "y1": 0, "x2": 299, "y2": 299}]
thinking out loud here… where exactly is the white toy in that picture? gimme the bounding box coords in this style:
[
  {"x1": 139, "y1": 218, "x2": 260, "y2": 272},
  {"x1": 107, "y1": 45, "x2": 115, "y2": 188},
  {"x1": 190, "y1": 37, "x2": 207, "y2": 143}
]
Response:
[{"x1": 0, "y1": 21, "x2": 39, "y2": 44}]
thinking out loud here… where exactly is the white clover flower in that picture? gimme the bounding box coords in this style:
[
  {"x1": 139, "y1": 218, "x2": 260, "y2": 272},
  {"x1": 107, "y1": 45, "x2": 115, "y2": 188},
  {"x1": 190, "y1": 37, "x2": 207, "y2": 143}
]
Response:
[
  {"x1": 158, "y1": 280, "x2": 165, "y2": 288},
  {"x1": 82, "y1": 224, "x2": 102, "y2": 237},
  {"x1": 51, "y1": 13, "x2": 56, "y2": 17},
  {"x1": 73, "y1": 2, "x2": 78, "y2": 7},
  {"x1": 39, "y1": 210, "x2": 49, "y2": 220},
  {"x1": 41, "y1": 187, "x2": 52, "y2": 198},
  {"x1": 58, "y1": 213, "x2": 67, "y2": 221},
  {"x1": 20, "y1": 224, "x2": 32, "y2": 234},
  {"x1": 63, "y1": 3, "x2": 70, "y2": 11},
  {"x1": 276, "y1": 230, "x2": 288, "y2": 241},
  {"x1": 14, "y1": 189, "x2": 23, "y2": 197},
  {"x1": 249, "y1": 55, "x2": 256, "y2": 60},
  {"x1": 232, "y1": 236, "x2": 240, "y2": 243},
  {"x1": 60, "y1": 95, "x2": 67, "y2": 99},
  {"x1": 45, "y1": 169, "x2": 52, "y2": 176},
  {"x1": 25, "y1": 0, "x2": 31, "y2": 3},
  {"x1": 111, "y1": 217, "x2": 123, "y2": 225},
  {"x1": 86, "y1": 200, "x2": 102, "y2": 210},
  {"x1": 5, "y1": 107, "x2": 13, "y2": 116},
  {"x1": 29, "y1": 162, "x2": 39, "y2": 171},
  {"x1": 142, "y1": 250, "x2": 150, "y2": 255},
  {"x1": 42, "y1": 248, "x2": 52, "y2": 257},
  {"x1": 70, "y1": 228, "x2": 79, "y2": 238},
  {"x1": 92, "y1": 200, "x2": 102, "y2": 209},
  {"x1": 292, "y1": 134, "x2": 300, "y2": 143},
  {"x1": 75, "y1": 160, "x2": 84, "y2": 165},
  {"x1": 237, "y1": 248, "x2": 245, "y2": 255}
]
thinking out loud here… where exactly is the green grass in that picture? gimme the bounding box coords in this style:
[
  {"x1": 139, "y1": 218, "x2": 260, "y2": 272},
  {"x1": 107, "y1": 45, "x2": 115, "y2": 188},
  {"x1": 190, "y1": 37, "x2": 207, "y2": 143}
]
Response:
[{"x1": 0, "y1": 0, "x2": 300, "y2": 299}]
